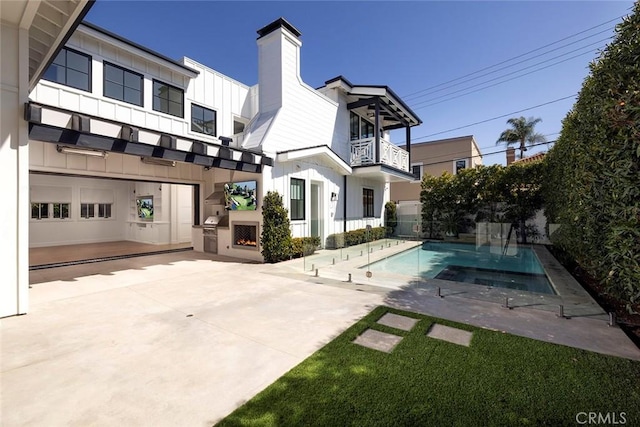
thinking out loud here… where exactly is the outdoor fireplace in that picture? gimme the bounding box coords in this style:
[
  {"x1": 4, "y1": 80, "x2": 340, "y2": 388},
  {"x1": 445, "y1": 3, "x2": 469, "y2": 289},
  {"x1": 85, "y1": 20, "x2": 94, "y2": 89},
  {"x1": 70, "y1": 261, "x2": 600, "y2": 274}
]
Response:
[{"x1": 232, "y1": 222, "x2": 259, "y2": 250}]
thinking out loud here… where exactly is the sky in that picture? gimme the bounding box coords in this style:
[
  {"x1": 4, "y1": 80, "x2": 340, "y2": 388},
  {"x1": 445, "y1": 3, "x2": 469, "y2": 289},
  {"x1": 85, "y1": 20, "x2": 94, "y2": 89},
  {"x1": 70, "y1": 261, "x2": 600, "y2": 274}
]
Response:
[{"x1": 86, "y1": 0, "x2": 635, "y2": 166}]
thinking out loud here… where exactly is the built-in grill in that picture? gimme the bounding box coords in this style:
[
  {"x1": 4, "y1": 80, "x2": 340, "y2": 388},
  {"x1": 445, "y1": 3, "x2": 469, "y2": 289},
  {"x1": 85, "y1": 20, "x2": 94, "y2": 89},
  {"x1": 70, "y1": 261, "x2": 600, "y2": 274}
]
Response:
[{"x1": 202, "y1": 215, "x2": 228, "y2": 254}]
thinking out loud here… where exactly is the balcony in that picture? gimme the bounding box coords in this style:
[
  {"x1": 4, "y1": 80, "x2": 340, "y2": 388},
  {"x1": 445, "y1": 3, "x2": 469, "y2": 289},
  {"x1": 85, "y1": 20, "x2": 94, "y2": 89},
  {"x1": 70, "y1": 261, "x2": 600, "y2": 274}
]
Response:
[{"x1": 350, "y1": 137, "x2": 409, "y2": 172}]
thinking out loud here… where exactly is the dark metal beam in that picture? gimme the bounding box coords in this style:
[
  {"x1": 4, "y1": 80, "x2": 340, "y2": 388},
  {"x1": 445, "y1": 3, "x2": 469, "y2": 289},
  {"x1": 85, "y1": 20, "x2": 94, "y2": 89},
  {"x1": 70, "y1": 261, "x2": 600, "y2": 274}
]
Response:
[{"x1": 347, "y1": 97, "x2": 379, "y2": 110}]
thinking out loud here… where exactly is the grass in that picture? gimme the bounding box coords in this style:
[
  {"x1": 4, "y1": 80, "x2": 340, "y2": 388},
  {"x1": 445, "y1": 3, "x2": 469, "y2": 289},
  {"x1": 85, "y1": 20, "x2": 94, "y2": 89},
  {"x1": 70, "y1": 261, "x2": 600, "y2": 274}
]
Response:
[{"x1": 217, "y1": 306, "x2": 640, "y2": 427}]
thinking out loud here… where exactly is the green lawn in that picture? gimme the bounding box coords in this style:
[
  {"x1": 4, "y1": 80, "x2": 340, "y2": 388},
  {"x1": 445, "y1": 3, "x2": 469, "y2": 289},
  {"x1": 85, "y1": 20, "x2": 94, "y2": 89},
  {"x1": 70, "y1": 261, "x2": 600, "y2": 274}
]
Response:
[{"x1": 217, "y1": 306, "x2": 640, "y2": 427}]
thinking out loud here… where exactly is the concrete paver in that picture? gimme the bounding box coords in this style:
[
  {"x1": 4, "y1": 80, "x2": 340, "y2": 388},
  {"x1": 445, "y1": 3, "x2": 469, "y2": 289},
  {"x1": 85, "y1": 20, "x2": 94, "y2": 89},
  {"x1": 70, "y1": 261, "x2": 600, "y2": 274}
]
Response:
[
  {"x1": 376, "y1": 312, "x2": 419, "y2": 331},
  {"x1": 426, "y1": 324, "x2": 473, "y2": 347},
  {"x1": 353, "y1": 329, "x2": 403, "y2": 353}
]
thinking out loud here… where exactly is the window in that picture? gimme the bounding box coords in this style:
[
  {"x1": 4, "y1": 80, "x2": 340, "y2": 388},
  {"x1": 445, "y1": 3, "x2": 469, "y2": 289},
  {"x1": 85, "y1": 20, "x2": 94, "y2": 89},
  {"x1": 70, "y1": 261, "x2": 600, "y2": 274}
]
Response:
[
  {"x1": 52, "y1": 203, "x2": 70, "y2": 219},
  {"x1": 43, "y1": 47, "x2": 91, "y2": 91},
  {"x1": 290, "y1": 178, "x2": 305, "y2": 220},
  {"x1": 233, "y1": 119, "x2": 246, "y2": 134},
  {"x1": 454, "y1": 159, "x2": 468, "y2": 175},
  {"x1": 350, "y1": 112, "x2": 360, "y2": 140},
  {"x1": 350, "y1": 112, "x2": 375, "y2": 141},
  {"x1": 31, "y1": 203, "x2": 49, "y2": 219},
  {"x1": 103, "y1": 62, "x2": 143, "y2": 106},
  {"x1": 80, "y1": 203, "x2": 95, "y2": 219},
  {"x1": 98, "y1": 203, "x2": 112, "y2": 218},
  {"x1": 191, "y1": 104, "x2": 217, "y2": 136},
  {"x1": 153, "y1": 80, "x2": 183, "y2": 117},
  {"x1": 363, "y1": 188, "x2": 374, "y2": 218},
  {"x1": 412, "y1": 164, "x2": 423, "y2": 180}
]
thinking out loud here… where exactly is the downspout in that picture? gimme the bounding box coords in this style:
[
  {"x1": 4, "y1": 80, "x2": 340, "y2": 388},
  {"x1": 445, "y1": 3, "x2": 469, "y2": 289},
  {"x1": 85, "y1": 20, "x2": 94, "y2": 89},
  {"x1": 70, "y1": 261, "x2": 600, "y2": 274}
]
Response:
[{"x1": 343, "y1": 175, "x2": 347, "y2": 233}]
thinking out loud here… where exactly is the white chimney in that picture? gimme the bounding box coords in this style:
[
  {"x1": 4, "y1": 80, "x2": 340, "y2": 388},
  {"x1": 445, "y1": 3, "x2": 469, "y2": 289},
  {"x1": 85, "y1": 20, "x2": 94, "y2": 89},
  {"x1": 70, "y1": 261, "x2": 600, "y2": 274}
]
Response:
[{"x1": 256, "y1": 18, "x2": 302, "y2": 114}]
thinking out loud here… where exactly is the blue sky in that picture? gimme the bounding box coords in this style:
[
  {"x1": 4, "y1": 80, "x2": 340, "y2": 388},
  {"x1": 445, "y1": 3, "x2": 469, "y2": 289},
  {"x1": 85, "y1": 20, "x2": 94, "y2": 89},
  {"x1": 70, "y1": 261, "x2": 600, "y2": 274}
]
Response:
[{"x1": 86, "y1": 1, "x2": 634, "y2": 166}]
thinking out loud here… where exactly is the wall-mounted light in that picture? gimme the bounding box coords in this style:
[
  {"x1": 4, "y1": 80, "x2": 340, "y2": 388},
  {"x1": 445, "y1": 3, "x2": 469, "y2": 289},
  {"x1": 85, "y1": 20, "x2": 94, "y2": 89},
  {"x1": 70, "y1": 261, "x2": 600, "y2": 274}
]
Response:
[
  {"x1": 330, "y1": 192, "x2": 338, "y2": 201},
  {"x1": 141, "y1": 157, "x2": 176, "y2": 167},
  {"x1": 57, "y1": 145, "x2": 107, "y2": 158}
]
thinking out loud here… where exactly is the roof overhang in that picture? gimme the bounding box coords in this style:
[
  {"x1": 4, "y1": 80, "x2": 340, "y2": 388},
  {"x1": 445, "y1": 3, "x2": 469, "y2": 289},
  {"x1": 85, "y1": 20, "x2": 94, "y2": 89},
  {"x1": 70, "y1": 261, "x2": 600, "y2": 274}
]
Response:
[
  {"x1": 276, "y1": 145, "x2": 352, "y2": 175},
  {"x1": 323, "y1": 76, "x2": 422, "y2": 130},
  {"x1": 351, "y1": 164, "x2": 416, "y2": 183},
  {"x1": 0, "y1": 0, "x2": 95, "y2": 91}
]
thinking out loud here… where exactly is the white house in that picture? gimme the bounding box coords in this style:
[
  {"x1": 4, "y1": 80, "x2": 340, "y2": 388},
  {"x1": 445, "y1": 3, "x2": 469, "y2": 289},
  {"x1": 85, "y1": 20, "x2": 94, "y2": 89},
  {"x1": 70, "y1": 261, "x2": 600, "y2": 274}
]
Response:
[{"x1": 3, "y1": 11, "x2": 421, "y2": 317}]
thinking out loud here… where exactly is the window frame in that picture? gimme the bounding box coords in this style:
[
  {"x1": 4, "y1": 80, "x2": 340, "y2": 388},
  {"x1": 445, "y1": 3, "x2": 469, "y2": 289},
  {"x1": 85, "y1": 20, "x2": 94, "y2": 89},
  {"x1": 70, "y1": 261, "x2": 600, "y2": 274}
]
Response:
[
  {"x1": 349, "y1": 112, "x2": 375, "y2": 141},
  {"x1": 363, "y1": 188, "x2": 374, "y2": 218},
  {"x1": 31, "y1": 203, "x2": 50, "y2": 220},
  {"x1": 42, "y1": 47, "x2": 92, "y2": 92},
  {"x1": 453, "y1": 159, "x2": 468, "y2": 175},
  {"x1": 80, "y1": 203, "x2": 95, "y2": 219},
  {"x1": 152, "y1": 79, "x2": 184, "y2": 118},
  {"x1": 103, "y1": 61, "x2": 144, "y2": 107},
  {"x1": 191, "y1": 103, "x2": 217, "y2": 136},
  {"x1": 98, "y1": 203, "x2": 112, "y2": 219},
  {"x1": 290, "y1": 178, "x2": 306, "y2": 221},
  {"x1": 411, "y1": 163, "x2": 423, "y2": 180}
]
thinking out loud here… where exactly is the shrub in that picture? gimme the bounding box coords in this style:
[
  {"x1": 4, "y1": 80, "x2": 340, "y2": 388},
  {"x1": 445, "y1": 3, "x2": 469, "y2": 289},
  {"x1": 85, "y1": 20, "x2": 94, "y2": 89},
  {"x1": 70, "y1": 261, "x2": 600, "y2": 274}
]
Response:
[
  {"x1": 326, "y1": 226, "x2": 386, "y2": 249},
  {"x1": 260, "y1": 191, "x2": 293, "y2": 263},
  {"x1": 544, "y1": 4, "x2": 640, "y2": 309},
  {"x1": 384, "y1": 201, "x2": 398, "y2": 236},
  {"x1": 291, "y1": 237, "x2": 320, "y2": 258}
]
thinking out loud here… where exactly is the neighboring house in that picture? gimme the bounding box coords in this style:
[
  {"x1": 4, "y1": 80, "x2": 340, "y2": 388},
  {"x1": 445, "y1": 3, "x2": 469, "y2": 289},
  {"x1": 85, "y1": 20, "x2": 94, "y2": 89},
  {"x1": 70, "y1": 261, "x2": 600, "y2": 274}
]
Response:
[
  {"x1": 507, "y1": 147, "x2": 546, "y2": 165},
  {"x1": 3, "y1": 16, "x2": 421, "y2": 316},
  {"x1": 389, "y1": 135, "x2": 482, "y2": 235}
]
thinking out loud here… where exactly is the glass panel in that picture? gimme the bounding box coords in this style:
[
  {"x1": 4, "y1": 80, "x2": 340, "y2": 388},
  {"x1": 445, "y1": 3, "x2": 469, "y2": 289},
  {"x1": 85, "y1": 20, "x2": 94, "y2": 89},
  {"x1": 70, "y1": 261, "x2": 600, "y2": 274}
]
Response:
[
  {"x1": 153, "y1": 96, "x2": 162, "y2": 112},
  {"x1": 53, "y1": 204, "x2": 61, "y2": 218},
  {"x1": 31, "y1": 203, "x2": 40, "y2": 219},
  {"x1": 52, "y1": 50, "x2": 65, "y2": 66},
  {"x1": 191, "y1": 104, "x2": 202, "y2": 121},
  {"x1": 168, "y1": 87, "x2": 183, "y2": 103},
  {"x1": 67, "y1": 69, "x2": 89, "y2": 91},
  {"x1": 350, "y1": 112, "x2": 359, "y2": 140},
  {"x1": 43, "y1": 64, "x2": 64, "y2": 83},
  {"x1": 40, "y1": 203, "x2": 49, "y2": 218},
  {"x1": 67, "y1": 50, "x2": 89, "y2": 73},
  {"x1": 153, "y1": 81, "x2": 165, "y2": 98},
  {"x1": 104, "y1": 64, "x2": 123, "y2": 84},
  {"x1": 62, "y1": 204, "x2": 69, "y2": 219},
  {"x1": 88, "y1": 204, "x2": 95, "y2": 217},
  {"x1": 124, "y1": 71, "x2": 140, "y2": 89},
  {"x1": 124, "y1": 87, "x2": 141, "y2": 105},
  {"x1": 81, "y1": 204, "x2": 88, "y2": 218},
  {"x1": 168, "y1": 101, "x2": 182, "y2": 117},
  {"x1": 234, "y1": 120, "x2": 245, "y2": 134},
  {"x1": 104, "y1": 81, "x2": 122, "y2": 100}
]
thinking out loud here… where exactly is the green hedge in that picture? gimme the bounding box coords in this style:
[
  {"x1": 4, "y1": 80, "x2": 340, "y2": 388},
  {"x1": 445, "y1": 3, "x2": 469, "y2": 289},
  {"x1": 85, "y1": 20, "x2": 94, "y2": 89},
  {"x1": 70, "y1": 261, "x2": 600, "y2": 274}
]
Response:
[
  {"x1": 290, "y1": 237, "x2": 320, "y2": 259},
  {"x1": 543, "y1": 4, "x2": 640, "y2": 309},
  {"x1": 326, "y1": 226, "x2": 386, "y2": 249}
]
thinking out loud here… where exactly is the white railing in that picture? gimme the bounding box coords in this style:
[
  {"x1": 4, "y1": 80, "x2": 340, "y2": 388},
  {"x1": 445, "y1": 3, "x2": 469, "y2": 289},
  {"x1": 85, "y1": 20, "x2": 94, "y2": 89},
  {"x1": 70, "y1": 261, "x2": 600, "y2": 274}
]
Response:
[{"x1": 350, "y1": 137, "x2": 409, "y2": 172}]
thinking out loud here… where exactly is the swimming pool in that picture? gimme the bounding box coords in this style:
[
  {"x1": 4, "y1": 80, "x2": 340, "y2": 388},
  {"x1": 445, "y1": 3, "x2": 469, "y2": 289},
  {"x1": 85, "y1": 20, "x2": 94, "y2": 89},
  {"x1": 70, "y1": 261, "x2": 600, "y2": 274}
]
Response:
[{"x1": 365, "y1": 241, "x2": 556, "y2": 295}]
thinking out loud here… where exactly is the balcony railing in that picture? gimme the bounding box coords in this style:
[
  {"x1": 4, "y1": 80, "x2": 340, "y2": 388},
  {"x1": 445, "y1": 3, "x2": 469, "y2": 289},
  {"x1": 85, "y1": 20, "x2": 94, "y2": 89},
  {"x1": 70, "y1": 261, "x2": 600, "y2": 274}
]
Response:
[{"x1": 350, "y1": 137, "x2": 409, "y2": 172}]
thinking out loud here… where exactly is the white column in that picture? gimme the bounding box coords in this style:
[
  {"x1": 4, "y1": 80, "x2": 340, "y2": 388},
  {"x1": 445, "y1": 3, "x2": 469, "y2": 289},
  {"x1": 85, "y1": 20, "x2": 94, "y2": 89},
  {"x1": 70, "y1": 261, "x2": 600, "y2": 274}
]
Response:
[{"x1": 0, "y1": 23, "x2": 30, "y2": 316}]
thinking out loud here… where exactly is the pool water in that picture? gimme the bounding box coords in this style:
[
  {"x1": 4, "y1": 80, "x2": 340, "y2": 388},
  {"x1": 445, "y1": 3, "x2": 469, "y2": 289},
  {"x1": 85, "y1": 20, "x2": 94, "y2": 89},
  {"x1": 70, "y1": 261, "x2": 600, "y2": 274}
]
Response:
[{"x1": 365, "y1": 242, "x2": 556, "y2": 295}]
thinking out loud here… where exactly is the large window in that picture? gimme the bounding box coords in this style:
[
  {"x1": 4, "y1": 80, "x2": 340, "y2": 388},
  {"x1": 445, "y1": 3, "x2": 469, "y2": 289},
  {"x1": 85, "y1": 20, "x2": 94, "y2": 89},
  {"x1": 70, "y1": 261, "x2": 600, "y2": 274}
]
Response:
[
  {"x1": 290, "y1": 178, "x2": 305, "y2": 220},
  {"x1": 350, "y1": 112, "x2": 375, "y2": 141},
  {"x1": 31, "y1": 203, "x2": 49, "y2": 220},
  {"x1": 153, "y1": 80, "x2": 184, "y2": 117},
  {"x1": 363, "y1": 188, "x2": 374, "y2": 218},
  {"x1": 43, "y1": 47, "x2": 91, "y2": 91},
  {"x1": 31, "y1": 202, "x2": 70, "y2": 220},
  {"x1": 191, "y1": 104, "x2": 217, "y2": 136},
  {"x1": 103, "y1": 62, "x2": 143, "y2": 106}
]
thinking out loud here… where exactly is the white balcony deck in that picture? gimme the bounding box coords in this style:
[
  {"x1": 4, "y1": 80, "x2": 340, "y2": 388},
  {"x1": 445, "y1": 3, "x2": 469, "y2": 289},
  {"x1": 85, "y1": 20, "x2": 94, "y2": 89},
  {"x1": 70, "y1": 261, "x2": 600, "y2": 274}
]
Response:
[{"x1": 350, "y1": 137, "x2": 409, "y2": 172}]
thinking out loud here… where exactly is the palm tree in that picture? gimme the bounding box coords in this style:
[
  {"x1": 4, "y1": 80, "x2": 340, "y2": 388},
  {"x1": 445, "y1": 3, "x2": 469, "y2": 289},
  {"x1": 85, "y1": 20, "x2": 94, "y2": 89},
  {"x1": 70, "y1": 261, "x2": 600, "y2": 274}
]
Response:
[{"x1": 496, "y1": 116, "x2": 546, "y2": 159}]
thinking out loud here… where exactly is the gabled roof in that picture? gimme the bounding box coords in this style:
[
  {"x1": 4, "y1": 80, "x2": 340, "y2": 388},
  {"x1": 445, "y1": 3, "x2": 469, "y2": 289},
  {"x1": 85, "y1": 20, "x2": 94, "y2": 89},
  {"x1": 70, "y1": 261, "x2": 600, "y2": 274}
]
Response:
[{"x1": 321, "y1": 76, "x2": 422, "y2": 129}]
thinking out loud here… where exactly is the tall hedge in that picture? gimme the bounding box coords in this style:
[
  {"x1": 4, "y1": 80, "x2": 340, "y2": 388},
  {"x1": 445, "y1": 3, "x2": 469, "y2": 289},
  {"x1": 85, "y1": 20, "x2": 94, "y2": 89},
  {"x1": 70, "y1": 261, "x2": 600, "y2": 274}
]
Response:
[
  {"x1": 260, "y1": 191, "x2": 293, "y2": 263},
  {"x1": 544, "y1": 3, "x2": 640, "y2": 309}
]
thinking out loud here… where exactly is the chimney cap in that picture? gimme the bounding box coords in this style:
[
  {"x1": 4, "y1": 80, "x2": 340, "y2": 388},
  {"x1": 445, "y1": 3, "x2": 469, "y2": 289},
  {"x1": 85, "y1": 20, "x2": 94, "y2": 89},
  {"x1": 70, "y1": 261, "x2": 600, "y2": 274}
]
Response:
[{"x1": 257, "y1": 17, "x2": 302, "y2": 39}]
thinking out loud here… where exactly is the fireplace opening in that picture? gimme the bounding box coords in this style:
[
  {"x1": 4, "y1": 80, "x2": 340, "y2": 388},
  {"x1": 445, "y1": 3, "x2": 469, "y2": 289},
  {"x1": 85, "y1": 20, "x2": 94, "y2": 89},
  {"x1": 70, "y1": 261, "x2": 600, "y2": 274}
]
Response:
[{"x1": 233, "y1": 222, "x2": 259, "y2": 250}]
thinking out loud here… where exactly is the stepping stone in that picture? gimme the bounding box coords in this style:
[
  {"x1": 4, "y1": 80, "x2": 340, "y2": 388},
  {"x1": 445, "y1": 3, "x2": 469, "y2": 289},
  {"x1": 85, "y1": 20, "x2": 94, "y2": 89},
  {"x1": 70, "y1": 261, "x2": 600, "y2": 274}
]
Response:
[
  {"x1": 353, "y1": 328, "x2": 403, "y2": 353},
  {"x1": 426, "y1": 324, "x2": 473, "y2": 347},
  {"x1": 377, "y1": 313, "x2": 419, "y2": 331}
]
